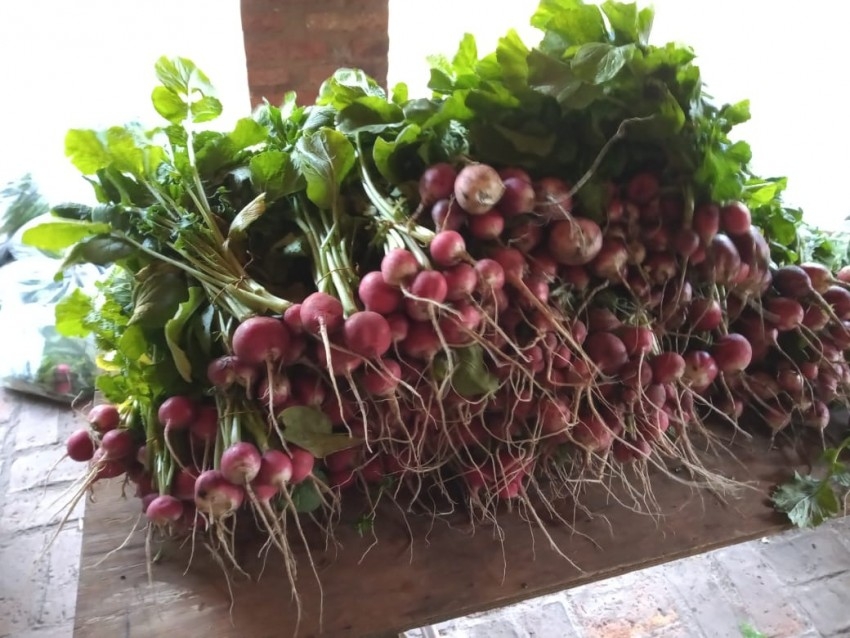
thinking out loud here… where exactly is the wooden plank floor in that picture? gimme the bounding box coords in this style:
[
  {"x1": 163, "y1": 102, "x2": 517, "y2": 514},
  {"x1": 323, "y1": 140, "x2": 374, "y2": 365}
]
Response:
[{"x1": 73, "y1": 429, "x2": 826, "y2": 638}]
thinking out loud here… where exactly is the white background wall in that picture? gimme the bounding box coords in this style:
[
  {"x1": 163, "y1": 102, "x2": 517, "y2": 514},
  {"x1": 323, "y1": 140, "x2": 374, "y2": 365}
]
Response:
[{"x1": 0, "y1": 1, "x2": 846, "y2": 229}]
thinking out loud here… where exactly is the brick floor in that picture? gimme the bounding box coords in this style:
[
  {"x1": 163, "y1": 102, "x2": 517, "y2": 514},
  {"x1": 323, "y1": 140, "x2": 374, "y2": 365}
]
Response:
[{"x1": 0, "y1": 388, "x2": 849, "y2": 638}]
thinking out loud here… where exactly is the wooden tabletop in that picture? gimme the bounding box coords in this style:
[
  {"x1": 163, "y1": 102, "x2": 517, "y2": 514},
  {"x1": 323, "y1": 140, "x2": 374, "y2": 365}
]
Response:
[{"x1": 73, "y1": 428, "x2": 828, "y2": 638}]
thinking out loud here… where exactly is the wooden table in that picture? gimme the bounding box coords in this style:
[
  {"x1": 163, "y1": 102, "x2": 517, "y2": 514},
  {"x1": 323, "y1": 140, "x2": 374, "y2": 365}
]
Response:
[{"x1": 73, "y1": 428, "x2": 829, "y2": 638}]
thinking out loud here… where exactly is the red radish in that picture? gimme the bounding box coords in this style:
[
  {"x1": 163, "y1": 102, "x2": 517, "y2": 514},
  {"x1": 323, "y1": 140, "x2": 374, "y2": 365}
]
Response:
[
  {"x1": 87, "y1": 404, "x2": 120, "y2": 433},
  {"x1": 802, "y1": 305, "x2": 830, "y2": 331},
  {"x1": 92, "y1": 448, "x2": 126, "y2": 480},
  {"x1": 650, "y1": 352, "x2": 686, "y2": 384},
  {"x1": 431, "y1": 199, "x2": 466, "y2": 231},
  {"x1": 643, "y1": 252, "x2": 677, "y2": 285},
  {"x1": 583, "y1": 332, "x2": 629, "y2": 375},
  {"x1": 158, "y1": 396, "x2": 196, "y2": 431},
  {"x1": 711, "y1": 333, "x2": 752, "y2": 373},
  {"x1": 720, "y1": 201, "x2": 751, "y2": 236},
  {"x1": 66, "y1": 429, "x2": 95, "y2": 462},
  {"x1": 590, "y1": 237, "x2": 628, "y2": 281},
  {"x1": 316, "y1": 343, "x2": 364, "y2": 376},
  {"x1": 454, "y1": 164, "x2": 505, "y2": 215},
  {"x1": 616, "y1": 325, "x2": 654, "y2": 357},
  {"x1": 326, "y1": 447, "x2": 360, "y2": 473},
  {"x1": 400, "y1": 321, "x2": 442, "y2": 360},
  {"x1": 688, "y1": 298, "x2": 722, "y2": 332},
  {"x1": 800, "y1": 262, "x2": 832, "y2": 293},
  {"x1": 283, "y1": 304, "x2": 303, "y2": 335},
  {"x1": 381, "y1": 249, "x2": 420, "y2": 288},
  {"x1": 490, "y1": 247, "x2": 527, "y2": 280},
  {"x1": 693, "y1": 203, "x2": 720, "y2": 243},
  {"x1": 777, "y1": 368, "x2": 805, "y2": 395},
  {"x1": 703, "y1": 234, "x2": 742, "y2": 285},
  {"x1": 838, "y1": 266, "x2": 850, "y2": 284},
  {"x1": 258, "y1": 373, "x2": 292, "y2": 409},
  {"x1": 429, "y1": 230, "x2": 466, "y2": 267},
  {"x1": 290, "y1": 448, "x2": 315, "y2": 484},
  {"x1": 764, "y1": 297, "x2": 804, "y2": 331},
  {"x1": 534, "y1": 177, "x2": 572, "y2": 219},
  {"x1": 329, "y1": 469, "x2": 356, "y2": 489},
  {"x1": 506, "y1": 220, "x2": 543, "y2": 252},
  {"x1": 499, "y1": 177, "x2": 536, "y2": 216},
  {"x1": 344, "y1": 311, "x2": 392, "y2": 358},
  {"x1": 358, "y1": 271, "x2": 402, "y2": 314},
  {"x1": 292, "y1": 373, "x2": 327, "y2": 406},
  {"x1": 572, "y1": 319, "x2": 588, "y2": 345},
  {"x1": 443, "y1": 263, "x2": 478, "y2": 301},
  {"x1": 100, "y1": 428, "x2": 134, "y2": 460},
  {"x1": 255, "y1": 449, "x2": 293, "y2": 489},
  {"x1": 146, "y1": 495, "x2": 184, "y2": 526},
  {"x1": 587, "y1": 307, "x2": 621, "y2": 333},
  {"x1": 300, "y1": 292, "x2": 345, "y2": 335},
  {"x1": 621, "y1": 359, "x2": 652, "y2": 388},
  {"x1": 385, "y1": 313, "x2": 409, "y2": 342},
  {"x1": 439, "y1": 304, "x2": 482, "y2": 345},
  {"x1": 360, "y1": 457, "x2": 385, "y2": 485},
  {"x1": 673, "y1": 228, "x2": 700, "y2": 259},
  {"x1": 642, "y1": 225, "x2": 670, "y2": 252},
  {"x1": 468, "y1": 209, "x2": 505, "y2": 240},
  {"x1": 547, "y1": 217, "x2": 603, "y2": 266},
  {"x1": 173, "y1": 467, "x2": 199, "y2": 500},
  {"x1": 498, "y1": 167, "x2": 532, "y2": 183},
  {"x1": 561, "y1": 265, "x2": 590, "y2": 290},
  {"x1": 220, "y1": 442, "x2": 262, "y2": 485},
  {"x1": 194, "y1": 470, "x2": 244, "y2": 517},
  {"x1": 626, "y1": 172, "x2": 659, "y2": 204},
  {"x1": 824, "y1": 286, "x2": 850, "y2": 319},
  {"x1": 572, "y1": 412, "x2": 614, "y2": 452},
  {"x1": 773, "y1": 266, "x2": 812, "y2": 299},
  {"x1": 361, "y1": 359, "x2": 402, "y2": 396},
  {"x1": 206, "y1": 355, "x2": 258, "y2": 390},
  {"x1": 529, "y1": 249, "x2": 558, "y2": 279},
  {"x1": 683, "y1": 351, "x2": 718, "y2": 393},
  {"x1": 474, "y1": 258, "x2": 506, "y2": 291},
  {"x1": 802, "y1": 401, "x2": 830, "y2": 430},
  {"x1": 405, "y1": 270, "x2": 448, "y2": 321},
  {"x1": 419, "y1": 162, "x2": 457, "y2": 205},
  {"x1": 232, "y1": 316, "x2": 291, "y2": 366}
]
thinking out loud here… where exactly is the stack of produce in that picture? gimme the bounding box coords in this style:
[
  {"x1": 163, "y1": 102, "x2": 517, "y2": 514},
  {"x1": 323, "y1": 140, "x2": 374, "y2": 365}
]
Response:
[{"x1": 36, "y1": 0, "x2": 850, "y2": 613}]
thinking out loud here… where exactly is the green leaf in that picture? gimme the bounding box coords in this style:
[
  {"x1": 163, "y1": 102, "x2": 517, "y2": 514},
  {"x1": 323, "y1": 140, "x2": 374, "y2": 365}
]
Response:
[
  {"x1": 118, "y1": 324, "x2": 148, "y2": 361},
  {"x1": 390, "y1": 82, "x2": 409, "y2": 105},
  {"x1": 290, "y1": 470, "x2": 328, "y2": 513},
  {"x1": 495, "y1": 29, "x2": 531, "y2": 88},
  {"x1": 65, "y1": 129, "x2": 109, "y2": 174},
  {"x1": 21, "y1": 219, "x2": 111, "y2": 252},
  {"x1": 722, "y1": 100, "x2": 751, "y2": 126},
  {"x1": 772, "y1": 472, "x2": 841, "y2": 528},
  {"x1": 154, "y1": 56, "x2": 216, "y2": 98},
  {"x1": 373, "y1": 123, "x2": 423, "y2": 183},
  {"x1": 571, "y1": 43, "x2": 632, "y2": 84},
  {"x1": 249, "y1": 150, "x2": 303, "y2": 201},
  {"x1": 451, "y1": 345, "x2": 499, "y2": 398},
  {"x1": 164, "y1": 287, "x2": 205, "y2": 382},
  {"x1": 316, "y1": 68, "x2": 386, "y2": 110},
  {"x1": 293, "y1": 128, "x2": 356, "y2": 209},
  {"x1": 530, "y1": 0, "x2": 608, "y2": 49},
  {"x1": 129, "y1": 264, "x2": 189, "y2": 329},
  {"x1": 60, "y1": 235, "x2": 135, "y2": 269},
  {"x1": 105, "y1": 127, "x2": 146, "y2": 177},
  {"x1": 601, "y1": 1, "x2": 654, "y2": 45},
  {"x1": 151, "y1": 86, "x2": 188, "y2": 124},
  {"x1": 229, "y1": 117, "x2": 267, "y2": 150},
  {"x1": 55, "y1": 289, "x2": 94, "y2": 338},
  {"x1": 452, "y1": 33, "x2": 479, "y2": 75},
  {"x1": 336, "y1": 97, "x2": 404, "y2": 134},
  {"x1": 191, "y1": 96, "x2": 223, "y2": 123},
  {"x1": 280, "y1": 406, "x2": 363, "y2": 458},
  {"x1": 226, "y1": 193, "x2": 266, "y2": 246}
]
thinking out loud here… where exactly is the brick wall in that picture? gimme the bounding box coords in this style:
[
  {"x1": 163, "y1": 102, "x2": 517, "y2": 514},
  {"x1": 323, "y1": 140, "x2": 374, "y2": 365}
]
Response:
[{"x1": 240, "y1": 0, "x2": 389, "y2": 107}]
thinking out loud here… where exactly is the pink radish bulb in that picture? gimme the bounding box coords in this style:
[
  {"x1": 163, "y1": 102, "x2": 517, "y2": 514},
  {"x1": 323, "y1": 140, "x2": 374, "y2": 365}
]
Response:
[
  {"x1": 454, "y1": 163, "x2": 505, "y2": 215},
  {"x1": 824, "y1": 286, "x2": 850, "y2": 320},
  {"x1": 803, "y1": 401, "x2": 830, "y2": 431},
  {"x1": 444, "y1": 263, "x2": 478, "y2": 301},
  {"x1": 650, "y1": 352, "x2": 686, "y2": 384},
  {"x1": 468, "y1": 210, "x2": 505, "y2": 240},
  {"x1": 616, "y1": 325, "x2": 654, "y2": 357},
  {"x1": 498, "y1": 167, "x2": 532, "y2": 183},
  {"x1": 100, "y1": 428, "x2": 134, "y2": 460},
  {"x1": 693, "y1": 203, "x2": 720, "y2": 243},
  {"x1": 315, "y1": 343, "x2": 364, "y2": 376},
  {"x1": 429, "y1": 230, "x2": 467, "y2": 267},
  {"x1": 173, "y1": 467, "x2": 199, "y2": 500},
  {"x1": 206, "y1": 355, "x2": 258, "y2": 390},
  {"x1": 358, "y1": 271, "x2": 402, "y2": 314},
  {"x1": 801, "y1": 262, "x2": 832, "y2": 294},
  {"x1": 158, "y1": 395, "x2": 196, "y2": 430},
  {"x1": 643, "y1": 252, "x2": 678, "y2": 286},
  {"x1": 547, "y1": 217, "x2": 603, "y2": 266},
  {"x1": 344, "y1": 311, "x2": 392, "y2": 358},
  {"x1": 418, "y1": 162, "x2": 457, "y2": 206},
  {"x1": 533, "y1": 177, "x2": 572, "y2": 219},
  {"x1": 66, "y1": 429, "x2": 95, "y2": 462},
  {"x1": 562, "y1": 265, "x2": 590, "y2": 291},
  {"x1": 255, "y1": 449, "x2": 293, "y2": 489},
  {"x1": 490, "y1": 246, "x2": 527, "y2": 281},
  {"x1": 772, "y1": 265, "x2": 813, "y2": 299},
  {"x1": 87, "y1": 403, "x2": 120, "y2": 433},
  {"x1": 764, "y1": 297, "x2": 804, "y2": 332},
  {"x1": 325, "y1": 447, "x2": 360, "y2": 473},
  {"x1": 589, "y1": 237, "x2": 628, "y2": 281},
  {"x1": 711, "y1": 333, "x2": 753, "y2": 373},
  {"x1": 688, "y1": 298, "x2": 722, "y2": 332},
  {"x1": 673, "y1": 228, "x2": 700, "y2": 259},
  {"x1": 258, "y1": 373, "x2": 292, "y2": 409},
  {"x1": 385, "y1": 313, "x2": 409, "y2": 342},
  {"x1": 431, "y1": 199, "x2": 466, "y2": 232},
  {"x1": 146, "y1": 495, "x2": 185, "y2": 526},
  {"x1": 777, "y1": 368, "x2": 805, "y2": 395},
  {"x1": 232, "y1": 316, "x2": 291, "y2": 365},
  {"x1": 404, "y1": 270, "x2": 448, "y2": 321},
  {"x1": 282, "y1": 304, "x2": 304, "y2": 335},
  {"x1": 626, "y1": 171, "x2": 659, "y2": 204},
  {"x1": 586, "y1": 307, "x2": 621, "y2": 333},
  {"x1": 290, "y1": 447, "x2": 315, "y2": 484},
  {"x1": 721, "y1": 201, "x2": 752, "y2": 236},
  {"x1": 498, "y1": 177, "x2": 536, "y2": 216},
  {"x1": 361, "y1": 358, "x2": 402, "y2": 396},
  {"x1": 474, "y1": 258, "x2": 505, "y2": 291},
  {"x1": 529, "y1": 249, "x2": 558, "y2": 279},
  {"x1": 220, "y1": 442, "x2": 262, "y2": 485},
  {"x1": 292, "y1": 373, "x2": 327, "y2": 406},
  {"x1": 381, "y1": 248, "x2": 420, "y2": 287},
  {"x1": 683, "y1": 351, "x2": 719, "y2": 393},
  {"x1": 194, "y1": 470, "x2": 245, "y2": 517},
  {"x1": 360, "y1": 457, "x2": 386, "y2": 485},
  {"x1": 301, "y1": 292, "x2": 345, "y2": 335},
  {"x1": 400, "y1": 320, "x2": 442, "y2": 361},
  {"x1": 572, "y1": 412, "x2": 614, "y2": 453},
  {"x1": 583, "y1": 332, "x2": 629, "y2": 375}
]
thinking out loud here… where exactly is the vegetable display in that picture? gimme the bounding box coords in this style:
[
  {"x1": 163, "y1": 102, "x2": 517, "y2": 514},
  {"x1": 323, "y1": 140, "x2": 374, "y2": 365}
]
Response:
[{"x1": 34, "y1": 0, "x2": 850, "y2": 624}]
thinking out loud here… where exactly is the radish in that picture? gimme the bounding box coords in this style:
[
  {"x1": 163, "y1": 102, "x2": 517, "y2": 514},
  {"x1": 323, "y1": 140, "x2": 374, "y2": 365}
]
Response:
[
  {"x1": 206, "y1": 355, "x2": 258, "y2": 391},
  {"x1": 474, "y1": 258, "x2": 506, "y2": 291},
  {"x1": 688, "y1": 298, "x2": 722, "y2": 332},
  {"x1": 300, "y1": 292, "x2": 345, "y2": 335},
  {"x1": 547, "y1": 217, "x2": 603, "y2": 266},
  {"x1": 498, "y1": 177, "x2": 536, "y2": 216},
  {"x1": 802, "y1": 401, "x2": 830, "y2": 430},
  {"x1": 626, "y1": 171, "x2": 659, "y2": 204},
  {"x1": 800, "y1": 262, "x2": 833, "y2": 293},
  {"x1": 529, "y1": 249, "x2": 558, "y2": 279},
  {"x1": 405, "y1": 270, "x2": 448, "y2": 321},
  {"x1": 315, "y1": 343, "x2": 364, "y2": 376},
  {"x1": 194, "y1": 470, "x2": 244, "y2": 517},
  {"x1": 385, "y1": 312, "x2": 409, "y2": 342},
  {"x1": 703, "y1": 234, "x2": 741, "y2": 285},
  {"x1": 498, "y1": 167, "x2": 532, "y2": 183},
  {"x1": 361, "y1": 358, "x2": 402, "y2": 396},
  {"x1": 419, "y1": 162, "x2": 457, "y2": 206},
  {"x1": 220, "y1": 442, "x2": 262, "y2": 485},
  {"x1": 358, "y1": 271, "x2": 403, "y2": 314},
  {"x1": 344, "y1": 311, "x2": 392, "y2": 358},
  {"x1": 468, "y1": 210, "x2": 505, "y2": 240},
  {"x1": 454, "y1": 163, "x2": 505, "y2": 215},
  {"x1": 92, "y1": 448, "x2": 126, "y2": 480},
  {"x1": 621, "y1": 359, "x2": 652, "y2": 388},
  {"x1": 381, "y1": 249, "x2": 420, "y2": 288},
  {"x1": 444, "y1": 263, "x2": 478, "y2": 301},
  {"x1": 255, "y1": 449, "x2": 293, "y2": 489},
  {"x1": 650, "y1": 352, "x2": 686, "y2": 384},
  {"x1": 673, "y1": 228, "x2": 700, "y2": 259},
  {"x1": 693, "y1": 203, "x2": 720, "y2": 243},
  {"x1": 146, "y1": 495, "x2": 184, "y2": 526},
  {"x1": 587, "y1": 307, "x2": 621, "y2": 333},
  {"x1": 400, "y1": 321, "x2": 442, "y2": 360},
  {"x1": 720, "y1": 201, "x2": 751, "y2": 236},
  {"x1": 802, "y1": 304, "x2": 830, "y2": 331},
  {"x1": 711, "y1": 333, "x2": 752, "y2": 373},
  {"x1": 777, "y1": 368, "x2": 805, "y2": 395},
  {"x1": 572, "y1": 412, "x2": 614, "y2": 452},
  {"x1": 87, "y1": 404, "x2": 120, "y2": 433},
  {"x1": 326, "y1": 447, "x2": 360, "y2": 473},
  {"x1": 683, "y1": 351, "x2": 718, "y2": 393},
  {"x1": 283, "y1": 304, "x2": 304, "y2": 335},
  {"x1": 590, "y1": 237, "x2": 628, "y2": 281},
  {"x1": 583, "y1": 332, "x2": 628, "y2": 375},
  {"x1": 232, "y1": 316, "x2": 291, "y2": 366},
  {"x1": 429, "y1": 230, "x2": 467, "y2": 267},
  {"x1": 431, "y1": 198, "x2": 466, "y2": 231},
  {"x1": 66, "y1": 429, "x2": 95, "y2": 462},
  {"x1": 824, "y1": 286, "x2": 850, "y2": 319},
  {"x1": 100, "y1": 428, "x2": 134, "y2": 460},
  {"x1": 616, "y1": 325, "x2": 654, "y2": 357},
  {"x1": 258, "y1": 373, "x2": 292, "y2": 409},
  {"x1": 643, "y1": 252, "x2": 677, "y2": 285},
  {"x1": 534, "y1": 177, "x2": 572, "y2": 219},
  {"x1": 505, "y1": 220, "x2": 543, "y2": 252},
  {"x1": 292, "y1": 373, "x2": 327, "y2": 406},
  {"x1": 290, "y1": 448, "x2": 315, "y2": 484},
  {"x1": 764, "y1": 297, "x2": 804, "y2": 332},
  {"x1": 561, "y1": 265, "x2": 590, "y2": 291}
]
